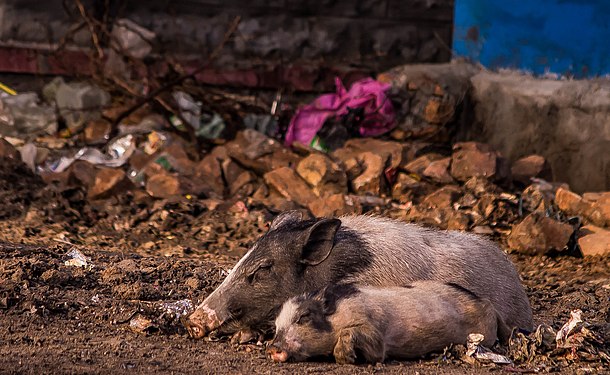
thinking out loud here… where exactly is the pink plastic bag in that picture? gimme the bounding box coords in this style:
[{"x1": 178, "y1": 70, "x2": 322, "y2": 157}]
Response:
[{"x1": 284, "y1": 77, "x2": 395, "y2": 147}]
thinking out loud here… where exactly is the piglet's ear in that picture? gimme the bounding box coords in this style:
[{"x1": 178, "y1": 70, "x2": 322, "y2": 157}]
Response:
[
  {"x1": 299, "y1": 218, "x2": 341, "y2": 266},
  {"x1": 269, "y1": 210, "x2": 304, "y2": 231}
]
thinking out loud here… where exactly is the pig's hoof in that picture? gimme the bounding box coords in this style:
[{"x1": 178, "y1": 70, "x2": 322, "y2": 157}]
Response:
[{"x1": 230, "y1": 329, "x2": 260, "y2": 345}]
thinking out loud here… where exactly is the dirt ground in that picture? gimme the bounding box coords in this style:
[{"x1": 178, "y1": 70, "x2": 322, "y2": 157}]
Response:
[{"x1": 0, "y1": 157, "x2": 609, "y2": 374}]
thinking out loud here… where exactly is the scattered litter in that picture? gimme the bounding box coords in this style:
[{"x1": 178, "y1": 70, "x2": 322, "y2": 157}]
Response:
[
  {"x1": 0, "y1": 82, "x2": 17, "y2": 96},
  {"x1": 64, "y1": 248, "x2": 93, "y2": 269},
  {"x1": 52, "y1": 79, "x2": 111, "y2": 133},
  {"x1": 508, "y1": 310, "x2": 609, "y2": 365},
  {"x1": 142, "y1": 131, "x2": 168, "y2": 155},
  {"x1": 111, "y1": 18, "x2": 156, "y2": 59},
  {"x1": 118, "y1": 114, "x2": 166, "y2": 135},
  {"x1": 129, "y1": 314, "x2": 157, "y2": 334},
  {"x1": 243, "y1": 114, "x2": 279, "y2": 137},
  {"x1": 465, "y1": 333, "x2": 513, "y2": 365},
  {"x1": 0, "y1": 92, "x2": 58, "y2": 137},
  {"x1": 43, "y1": 134, "x2": 136, "y2": 173},
  {"x1": 171, "y1": 91, "x2": 226, "y2": 140},
  {"x1": 556, "y1": 309, "x2": 583, "y2": 348},
  {"x1": 159, "y1": 299, "x2": 194, "y2": 319},
  {"x1": 284, "y1": 77, "x2": 396, "y2": 148}
]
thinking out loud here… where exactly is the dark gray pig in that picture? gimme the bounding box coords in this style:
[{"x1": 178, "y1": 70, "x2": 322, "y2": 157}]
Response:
[
  {"x1": 268, "y1": 281, "x2": 512, "y2": 363},
  {"x1": 184, "y1": 211, "x2": 532, "y2": 341}
]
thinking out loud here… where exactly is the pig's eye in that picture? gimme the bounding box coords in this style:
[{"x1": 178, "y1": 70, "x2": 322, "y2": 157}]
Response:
[
  {"x1": 296, "y1": 312, "x2": 311, "y2": 325},
  {"x1": 248, "y1": 263, "x2": 273, "y2": 284}
]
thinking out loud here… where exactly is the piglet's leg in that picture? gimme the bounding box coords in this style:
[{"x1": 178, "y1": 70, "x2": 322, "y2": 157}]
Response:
[
  {"x1": 334, "y1": 326, "x2": 386, "y2": 365},
  {"x1": 333, "y1": 329, "x2": 357, "y2": 364}
]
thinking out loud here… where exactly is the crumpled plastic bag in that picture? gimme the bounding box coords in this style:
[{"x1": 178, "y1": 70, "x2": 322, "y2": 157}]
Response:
[
  {"x1": 284, "y1": 77, "x2": 395, "y2": 147},
  {"x1": 465, "y1": 333, "x2": 512, "y2": 365},
  {"x1": 43, "y1": 134, "x2": 136, "y2": 173},
  {"x1": 508, "y1": 309, "x2": 609, "y2": 364}
]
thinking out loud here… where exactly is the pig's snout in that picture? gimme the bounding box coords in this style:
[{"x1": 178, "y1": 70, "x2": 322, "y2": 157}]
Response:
[
  {"x1": 183, "y1": 305, "x2": 222, "y2": 339},
  {"x1": 267, "y1": 344, "x2": 289, "y2": 363}
]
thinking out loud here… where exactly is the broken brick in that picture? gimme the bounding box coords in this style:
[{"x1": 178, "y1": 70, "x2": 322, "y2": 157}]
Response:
[
  {"x1": 263, "y1": 167, "x2": 317, "y2": 207},
  {"x1": 507, "y1": 213, "x2": 574, "y2": 255},
  {"x1": 296, "y1": 153, "x2": 347, "y2": 197},
  {"x1": 577, "y1": 225, "x2": 610, "y2": 256},
  {"x1": 450, "y1": 142, "x2": 498, "y2": 181}
]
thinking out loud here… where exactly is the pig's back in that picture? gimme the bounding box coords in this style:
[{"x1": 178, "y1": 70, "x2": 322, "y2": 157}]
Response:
[{"x1": 338, "y1": 215, "x2": 533, "y2": 331}]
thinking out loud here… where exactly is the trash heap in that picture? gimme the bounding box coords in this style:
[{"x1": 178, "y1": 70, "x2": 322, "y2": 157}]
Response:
[{"x1": 0, "y1": 69, "x2": 609, "y2": 260}]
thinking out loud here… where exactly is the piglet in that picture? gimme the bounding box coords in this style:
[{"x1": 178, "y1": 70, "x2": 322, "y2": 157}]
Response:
[{"x1": 269, "y1": 281, "x2": 511, "y2": 364}]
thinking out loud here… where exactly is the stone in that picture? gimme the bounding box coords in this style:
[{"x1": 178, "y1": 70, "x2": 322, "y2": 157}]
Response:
[
  {"x1": 0, "y1": 138, "x2": 19, "y2": 159},
  {"x1": 577, "y1": 225, "x2": 610, "y2": 256},
  {"x1": 83, "y1": 119, "x2": 112, "y2": 145},
  {"x1": 474, "y1": 193, "x2": 497, "y2": 219},
  {"x1": 351, "y1": 152, "x2": 385, "y2": 195},
  {"x1": 162, "y1": 143, "x2": 196, "y2": 176},
  {"x1": 423, "y1": 97, "x2": 454, "y2": 124},
  {"x1": 226, "y1": 130, "x2": 300, "y2": 175},
  {"x1": 586, "y1": 192, "x2": 610, "y2": 228},
  {"x1": 422, "y1": 157, "x2": 454, "y2": 183},
  {"x1": 446, "y1": 210, "x2": 471, "y2": 231},
  {"x1": 69, "y1": 161, "x2": 97, "y2": 188},
  {"x1": 308, "y1": 194, "x2": 361, "y2": 218},
  {"x1": 263, "y1": 167, "x2": 317, "y2": 207},
  {"x1": 391, "y1": 173, "x2": 424, "y2": 203},
  {"x1": 342, "y1": 138, "x2": 404, "y2": 170},
  {"x1": 88, "y1": 167, "x2": 131, "y2": 200},
  {"x1": 511, "y1": 154, "x2": 552, "y2": 185},
  {"x1": 507, "y1": 213, "x2": 574, "y2": 255},
  {"x1": 296, "y1": 154, "x2": 347, "y2": 197},
  {"x1": 146, "y1": 173, "x2": 180, "y2": 199},
  {"x1": 194, "y1": 153, "x2": 225, "y2": 197},
  {"x1": 521, "y1": 179, "x2": 569, "y2": 213},
  {"x1": 555, "y1": 188, "x2": 591, "y2": 216},
  {"x1": 463, "y1": 176, "x2": 501, "y2": 196},
  {"x1": 330, "y1": 147, "x2": 363, "y2": 181},
  {"x1": 450, "y1": 142, "x2": 498, "y2": 181},
  {"x1": 403, "y1": 153, "x2": 444, "y2": 175},
  {"x1": 420, "y1": 185, "x2": 462, "y2": 210}
]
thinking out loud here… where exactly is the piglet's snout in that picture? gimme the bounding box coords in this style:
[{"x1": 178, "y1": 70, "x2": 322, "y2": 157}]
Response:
[{"x1": 267, "y1": 345, "x2": 289, "y2": 363}]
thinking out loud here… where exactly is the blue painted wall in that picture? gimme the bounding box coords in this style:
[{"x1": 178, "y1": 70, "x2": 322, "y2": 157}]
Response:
[{"x1": 453, "y1": 0, "x2": 610, "y2": 78}]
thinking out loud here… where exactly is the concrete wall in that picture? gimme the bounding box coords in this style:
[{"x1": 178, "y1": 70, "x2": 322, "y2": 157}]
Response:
[
  {"x1": 463, "y1": 71, "x2": 610, "y2": 193},
  {"x1": 0, "y1": 0, "x2": 454, "y2": 89}
]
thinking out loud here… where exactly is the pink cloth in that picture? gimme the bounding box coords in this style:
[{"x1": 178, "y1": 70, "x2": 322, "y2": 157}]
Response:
[{"x1": 284, "y1": 77, "x2": 395, "y2": 147}]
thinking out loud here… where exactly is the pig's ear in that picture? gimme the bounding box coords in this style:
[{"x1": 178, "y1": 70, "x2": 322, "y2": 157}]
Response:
[
  {"x1": 269, "y1": 210, "x2": 304, "y2": 231},
  {"x1": 298, "y1": 218, "x2": 341, "y2": 266}
]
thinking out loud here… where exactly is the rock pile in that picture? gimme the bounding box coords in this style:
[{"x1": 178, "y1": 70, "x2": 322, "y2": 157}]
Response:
[{"x1": 4, "y1": 123, "x2": 608, "y2": 257}]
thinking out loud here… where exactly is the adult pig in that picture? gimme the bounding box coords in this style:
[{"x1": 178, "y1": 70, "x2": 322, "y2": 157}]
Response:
[{"x1": 184, "y1": 211, "x2": 532, "y2": 341}]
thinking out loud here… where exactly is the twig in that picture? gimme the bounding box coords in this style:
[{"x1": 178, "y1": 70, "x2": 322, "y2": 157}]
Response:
[
  {"x1": 112, "y1": 16, "x2": 241, "y2": 127},
  {"x1": 75, "y1": 0, "x2": 105, "y2": 59}
]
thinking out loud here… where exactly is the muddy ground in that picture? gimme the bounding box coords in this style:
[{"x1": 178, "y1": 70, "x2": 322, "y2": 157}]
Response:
[{"x1": 0, "y1": 158, "x2": 609, "y2": 374}]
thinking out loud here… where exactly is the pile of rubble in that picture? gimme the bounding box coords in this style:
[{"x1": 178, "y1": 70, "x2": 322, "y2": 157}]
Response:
[
  {"x1": 1, "y1": 121, "x2": 609, "y2": 258},
  {"x1": 1, "y1": 67, "x2": 609, "y2": 258}
]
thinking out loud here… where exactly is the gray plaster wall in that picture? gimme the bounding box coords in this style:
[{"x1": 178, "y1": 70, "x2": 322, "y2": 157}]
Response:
[
  {"x1": 464, "y1": 71, "x2": 610, "y2": 193},
  {"x1": 0, "y1": 0, "x2": 454, "y2": 71}
]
